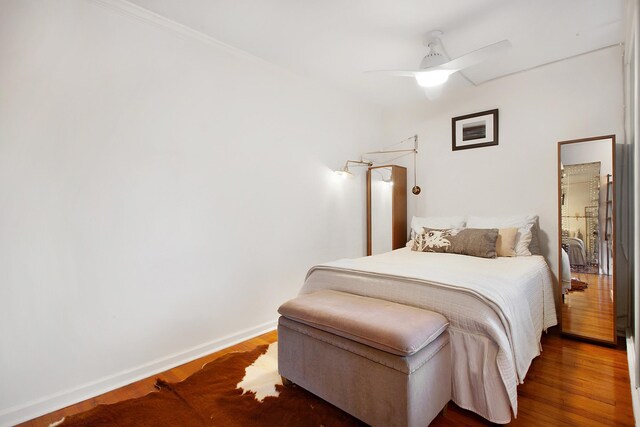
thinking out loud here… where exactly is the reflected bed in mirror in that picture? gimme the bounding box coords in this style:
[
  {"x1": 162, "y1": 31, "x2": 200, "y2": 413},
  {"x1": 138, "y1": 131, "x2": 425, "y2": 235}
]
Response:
[{"x1": 558, "y1": 135, "x2": 615, "y2": 344}]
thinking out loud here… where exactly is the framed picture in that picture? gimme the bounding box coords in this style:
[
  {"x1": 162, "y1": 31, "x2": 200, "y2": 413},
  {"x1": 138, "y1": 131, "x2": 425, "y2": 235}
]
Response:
[{"x1": 452, "y1": 109, "x2": 499, "y2": 151}]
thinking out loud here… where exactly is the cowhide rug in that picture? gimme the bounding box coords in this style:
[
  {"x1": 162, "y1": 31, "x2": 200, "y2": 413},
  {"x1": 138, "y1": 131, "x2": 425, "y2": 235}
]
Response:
[
  {"x1": 568, "y1": 278, "x2": 589, "y2": 292},
  {"x1": 52, "y1": 343, "x2": 365, "y2": 427}
]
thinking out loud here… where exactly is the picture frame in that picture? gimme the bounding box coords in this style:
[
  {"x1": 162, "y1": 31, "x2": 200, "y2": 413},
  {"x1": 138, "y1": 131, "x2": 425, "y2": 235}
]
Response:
[{"x1": 452, "y1": 108, "x2": 499, "y2": 151}]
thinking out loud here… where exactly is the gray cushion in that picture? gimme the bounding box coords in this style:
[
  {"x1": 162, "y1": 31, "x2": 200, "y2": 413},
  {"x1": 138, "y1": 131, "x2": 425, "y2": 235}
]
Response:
[{"x1": 278, "y1": 290, "x2": 448, "y2": 356}]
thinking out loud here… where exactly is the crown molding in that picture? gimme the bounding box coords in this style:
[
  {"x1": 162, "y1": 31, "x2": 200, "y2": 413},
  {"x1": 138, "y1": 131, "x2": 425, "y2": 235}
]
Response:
[{"x1": 87, "y1": 0, "x2": 292, "y2": 73}]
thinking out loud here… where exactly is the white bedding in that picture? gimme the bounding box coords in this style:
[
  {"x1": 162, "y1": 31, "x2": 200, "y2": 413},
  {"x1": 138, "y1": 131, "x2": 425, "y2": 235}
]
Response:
[
  {"x1": 561, "y1": 247, "x2": 572, "y2": 293},
  {"x1": 299, "y1": 248, "x2": 557, "y2": 423}
]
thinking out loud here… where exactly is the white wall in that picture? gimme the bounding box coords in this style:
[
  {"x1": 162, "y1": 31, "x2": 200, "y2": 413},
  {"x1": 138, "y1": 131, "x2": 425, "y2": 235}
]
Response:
[
  {"x1": 382, "y1": 46, "x2": 624, "y2": 318},
  {"x1": 0, "y1": 0, "x2": 383, "y2": 424}
]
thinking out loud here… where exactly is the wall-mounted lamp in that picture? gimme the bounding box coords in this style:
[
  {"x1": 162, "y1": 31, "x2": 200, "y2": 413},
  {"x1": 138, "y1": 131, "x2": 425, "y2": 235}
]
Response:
[
  {"x1": 371, "y1": 167, "x2": 394, "y2": 185},
  {"x1": 335, "y1": 160, "x2": 373, "y2": 178},
  {"x1": 362, "y1": 135, "x2": 421, "y2": 195}
]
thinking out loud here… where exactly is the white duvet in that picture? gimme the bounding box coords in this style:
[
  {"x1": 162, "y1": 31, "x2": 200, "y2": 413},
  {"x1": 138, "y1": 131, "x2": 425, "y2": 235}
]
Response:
[{"x1": 299, "y1": 248, "x2": 557, "y2": 423}]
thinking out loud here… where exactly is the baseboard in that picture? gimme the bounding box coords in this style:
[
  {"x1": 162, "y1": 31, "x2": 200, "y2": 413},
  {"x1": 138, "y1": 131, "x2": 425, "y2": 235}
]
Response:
[
  {"x1": 0, "y1": 320, "x2": 277, "y2": 427},
  {"x1": 626, "y1": 335, "x2": 640, "y2": 427}
]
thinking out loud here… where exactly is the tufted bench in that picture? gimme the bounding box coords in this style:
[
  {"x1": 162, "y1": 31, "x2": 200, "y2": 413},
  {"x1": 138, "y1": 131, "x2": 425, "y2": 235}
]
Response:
[{"x1": 277, "y1": 290, "x2": 451, "y2": 427}]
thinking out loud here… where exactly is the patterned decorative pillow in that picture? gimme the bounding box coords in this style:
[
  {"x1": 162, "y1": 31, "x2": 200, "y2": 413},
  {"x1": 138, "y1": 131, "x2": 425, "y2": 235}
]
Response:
[
  {"x1": 412, "y1": 227, "x2": 499, "y2": 259},
  {"x1": 409, "y1": 215, "x2": 466, "y2": 240}
]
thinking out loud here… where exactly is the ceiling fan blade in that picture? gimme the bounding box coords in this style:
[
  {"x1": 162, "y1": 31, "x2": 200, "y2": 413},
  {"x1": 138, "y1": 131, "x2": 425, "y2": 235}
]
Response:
[
  {"x1": 363, "y1": 69, "x2": 421, "y2": 77},
  {"x1": 438, "y1": 39, "x2": 511, "y2": 71}
]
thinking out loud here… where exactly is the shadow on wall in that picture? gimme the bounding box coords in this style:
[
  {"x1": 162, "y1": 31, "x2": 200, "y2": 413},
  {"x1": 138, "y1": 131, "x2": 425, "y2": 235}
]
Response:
[{"x1": 538, "y1": 228, "x2": 550, "y2": 260}]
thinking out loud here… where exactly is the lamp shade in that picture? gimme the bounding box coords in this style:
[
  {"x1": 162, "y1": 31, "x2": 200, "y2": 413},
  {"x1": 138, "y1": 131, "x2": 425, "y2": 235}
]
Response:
[{"x1": 334, "y1": 169, "x2": 352, "y2": 178}]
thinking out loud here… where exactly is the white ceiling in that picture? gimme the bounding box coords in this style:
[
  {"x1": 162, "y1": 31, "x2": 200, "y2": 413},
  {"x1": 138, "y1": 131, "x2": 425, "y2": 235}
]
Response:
[{"x1": 127, "y1": 0, "x2": 625, "y2": 108}]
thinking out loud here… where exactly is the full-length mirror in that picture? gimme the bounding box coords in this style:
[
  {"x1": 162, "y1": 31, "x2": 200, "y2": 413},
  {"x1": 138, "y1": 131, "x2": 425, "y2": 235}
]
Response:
[
  {"x1": 367, "y1": 165, "x2": 407, "y2": 256},
  {"x1": 558, "y1": 135, "x2": 615, "y2": 344}
]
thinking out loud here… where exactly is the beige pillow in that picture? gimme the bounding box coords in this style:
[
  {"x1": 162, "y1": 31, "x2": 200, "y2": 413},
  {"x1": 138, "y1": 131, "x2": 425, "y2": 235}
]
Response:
[
  {"x1": 496, "y1": 227, "x2": 518, "y2": 257},
  {"x1": 412, "y1": 227, "x2": 498, "y2": 259}
]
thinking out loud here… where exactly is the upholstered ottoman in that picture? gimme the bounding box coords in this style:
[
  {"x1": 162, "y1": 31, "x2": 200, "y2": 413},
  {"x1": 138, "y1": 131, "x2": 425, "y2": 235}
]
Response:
[{"x1": 277, "y1": 290, "x2": 451, "y2": 427}]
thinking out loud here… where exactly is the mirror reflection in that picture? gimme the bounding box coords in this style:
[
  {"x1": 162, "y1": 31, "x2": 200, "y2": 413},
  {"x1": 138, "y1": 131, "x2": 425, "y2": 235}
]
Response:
[
  {"x1": 559, "y1": 136, "x2": 615, "y2": 343},
  {"x1": 367, "y1": 165, "x2": 407, "y2": 256},
  {"x1": 371, "y1": 167, "x2": 394, "y2": 255}
]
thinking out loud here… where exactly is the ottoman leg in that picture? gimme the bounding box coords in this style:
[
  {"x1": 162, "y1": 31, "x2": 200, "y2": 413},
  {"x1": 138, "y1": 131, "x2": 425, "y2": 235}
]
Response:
[{"x1": 281, "y1": 376, "x2": 294, "y2": 387}]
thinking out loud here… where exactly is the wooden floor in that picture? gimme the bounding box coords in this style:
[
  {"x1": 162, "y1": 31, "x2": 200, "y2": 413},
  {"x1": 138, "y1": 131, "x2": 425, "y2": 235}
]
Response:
[
  {"x1": 562, "y1": 272, "x2": 615, "y2": 342},
  {"x1": 20, "y1": 329, "x2": 633, "y2": 427}
]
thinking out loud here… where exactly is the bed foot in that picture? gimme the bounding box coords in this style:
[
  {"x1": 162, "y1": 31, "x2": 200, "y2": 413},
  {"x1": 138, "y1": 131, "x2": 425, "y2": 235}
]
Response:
[{"x1": 281, "y1": 376, "x2": 293, "y2": 387}]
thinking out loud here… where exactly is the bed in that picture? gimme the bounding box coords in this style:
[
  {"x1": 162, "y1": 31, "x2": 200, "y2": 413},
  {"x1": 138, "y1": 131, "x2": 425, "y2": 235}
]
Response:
[
  {"x1": 299, "y1": 247, "x2": 557, "y2": 423},
  {"x1": 563, "y1": 236, "x2": 586, "y2": 267},
  {"x1": 561, "y1": 247, "x2": 572, "y2": 294}
]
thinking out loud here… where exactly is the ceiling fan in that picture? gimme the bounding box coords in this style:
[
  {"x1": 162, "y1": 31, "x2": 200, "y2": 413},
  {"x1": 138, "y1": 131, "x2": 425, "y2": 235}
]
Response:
[{"x1": 367, "y1": 31, "x2": 511, "y2": 98}]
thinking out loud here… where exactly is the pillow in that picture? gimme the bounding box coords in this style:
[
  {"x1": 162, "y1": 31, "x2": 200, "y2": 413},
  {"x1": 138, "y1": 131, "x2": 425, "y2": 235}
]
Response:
[
  {"x1": 410, "y1": 215, "x2": 466, "y2": 239},
  {"x1": 561, "y1": 247, "x2": 572, "y2": 283},
  {"x1": 412, "y1": 227, "x2": 498, "y2": 258},
  {"x1": 496, "y1": 227, "x2": 518, "y2": 257},
  {"x1": 466, "y1": 214, "x2": 539, "y2": 256},
  {"x1": 515, "y1": 225, "x2": 533, "y2": 256}
]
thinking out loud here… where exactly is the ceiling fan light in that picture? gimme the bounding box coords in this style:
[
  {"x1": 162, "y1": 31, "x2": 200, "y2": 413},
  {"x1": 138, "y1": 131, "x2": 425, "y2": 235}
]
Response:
[
  {"x1": 415, "y1": 70, "x2": 454, "y2": 88},
  {"x1": 423, "y1": 84, "x2": 444, "y2": 100}
]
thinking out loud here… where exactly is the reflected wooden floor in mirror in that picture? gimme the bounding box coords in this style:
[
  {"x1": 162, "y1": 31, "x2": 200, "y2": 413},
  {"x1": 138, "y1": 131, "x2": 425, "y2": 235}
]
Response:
[{"x1": 562, "y1": 272, "x2": 614, "y2": 342}]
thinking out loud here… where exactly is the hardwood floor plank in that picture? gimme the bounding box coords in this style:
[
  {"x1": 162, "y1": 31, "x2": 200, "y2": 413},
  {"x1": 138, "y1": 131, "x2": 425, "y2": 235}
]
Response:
[
  {"x1": 562, "y1": 272, "x2": 615, "y2": 341},
  {"x1": 19, "y1": 329, "x2": 633, "y2": 427}
]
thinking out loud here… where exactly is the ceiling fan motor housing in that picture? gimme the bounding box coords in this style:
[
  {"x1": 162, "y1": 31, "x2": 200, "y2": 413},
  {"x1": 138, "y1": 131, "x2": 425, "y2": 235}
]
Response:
[{"x1": 420, "y1": 49, "x2": 447, "y2": 69}]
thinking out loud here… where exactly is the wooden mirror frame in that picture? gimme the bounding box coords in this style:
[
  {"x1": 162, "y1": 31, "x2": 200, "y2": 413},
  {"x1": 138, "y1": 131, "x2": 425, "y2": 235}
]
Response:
[{"x1": 557, "y1": 134, "x2": 616, "y2": 345}]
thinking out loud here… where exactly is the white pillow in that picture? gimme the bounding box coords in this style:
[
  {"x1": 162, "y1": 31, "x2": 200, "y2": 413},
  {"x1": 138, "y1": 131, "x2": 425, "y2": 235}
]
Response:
[
  {"x1": 515, "y1": 225, "x2": 533, "y2": 256},
  {"x1": 410, "y1": 215, "x2": 466, "y2": 238},
  {"x1": 466, "y1": 214, "x2": 538, "y2": 256},
  {"x1": 466, "y1": 214, "x2": 538, "y2": 229},
  {"x1": 561, "y1": 247, "x2": 572, "y2": 283}
]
